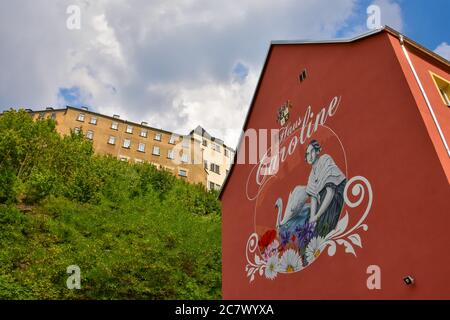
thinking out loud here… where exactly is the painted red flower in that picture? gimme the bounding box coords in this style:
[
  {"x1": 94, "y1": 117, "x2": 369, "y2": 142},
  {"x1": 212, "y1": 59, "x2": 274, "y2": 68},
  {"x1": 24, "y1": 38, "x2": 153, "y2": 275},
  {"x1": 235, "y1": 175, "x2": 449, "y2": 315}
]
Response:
[{"x1": 259, "y1": 229, "x2": 277, "y2": 249}]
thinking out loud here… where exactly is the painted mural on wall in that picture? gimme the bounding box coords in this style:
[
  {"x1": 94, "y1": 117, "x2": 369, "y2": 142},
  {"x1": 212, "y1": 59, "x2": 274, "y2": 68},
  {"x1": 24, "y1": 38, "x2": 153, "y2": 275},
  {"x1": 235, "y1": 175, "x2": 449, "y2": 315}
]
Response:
[{"x1": 245, "y1": 95, "x2": 373, "y2": 282}]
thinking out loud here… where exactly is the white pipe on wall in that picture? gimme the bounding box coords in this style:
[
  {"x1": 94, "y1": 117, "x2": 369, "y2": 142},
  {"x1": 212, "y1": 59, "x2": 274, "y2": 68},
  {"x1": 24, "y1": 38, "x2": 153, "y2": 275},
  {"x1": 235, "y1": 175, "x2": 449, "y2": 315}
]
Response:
[{"x1": 399, "y1": 35, "x2": 450, "y2": 157}]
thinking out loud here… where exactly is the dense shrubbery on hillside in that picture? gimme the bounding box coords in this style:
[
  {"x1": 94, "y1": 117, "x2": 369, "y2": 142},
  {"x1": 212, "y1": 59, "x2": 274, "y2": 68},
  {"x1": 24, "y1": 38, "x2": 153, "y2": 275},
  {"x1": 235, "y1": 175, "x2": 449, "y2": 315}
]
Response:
[{"x1": 0, "y1": 109, "x2": 221, "y2": 299}]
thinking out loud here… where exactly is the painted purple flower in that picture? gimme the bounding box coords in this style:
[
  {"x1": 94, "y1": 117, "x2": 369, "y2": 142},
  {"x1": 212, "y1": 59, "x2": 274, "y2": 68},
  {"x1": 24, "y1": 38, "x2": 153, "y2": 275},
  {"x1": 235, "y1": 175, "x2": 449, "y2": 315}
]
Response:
[
  {"x1": 279, "y1": 230, "x2": 291, "y2": 247},
  {"x1": 295, "y1": 222, "x2": 315, "y2": 250}
]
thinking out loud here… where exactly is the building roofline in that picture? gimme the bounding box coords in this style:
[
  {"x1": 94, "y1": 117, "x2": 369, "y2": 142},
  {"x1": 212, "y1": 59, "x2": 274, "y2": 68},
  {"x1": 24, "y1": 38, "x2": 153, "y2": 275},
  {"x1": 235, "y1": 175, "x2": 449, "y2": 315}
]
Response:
[
  {"x1": 271, "y1": 26, "x2": 449, "y2": 68},
  {"x1": 29, "y1": 106, "x2": 235, "y2": 151},
  {"x1": 219, "y1": 25, "x2": 449, "y2": 199},
  {"x1": 190, "y1": 125, "x2": 235, "y2": 152},
  {"x1": 28, "y1": 105, "x2": 187, "y2": 137},
  {"x1": 271, "y1": 27, "x2": 384, "y2": 45},
  {"x1": 386, "y1": 26, "x2": 450, "y2": 68},
  {"x1": 21, "y1": 105, "x2": 236, "y2": 153}
]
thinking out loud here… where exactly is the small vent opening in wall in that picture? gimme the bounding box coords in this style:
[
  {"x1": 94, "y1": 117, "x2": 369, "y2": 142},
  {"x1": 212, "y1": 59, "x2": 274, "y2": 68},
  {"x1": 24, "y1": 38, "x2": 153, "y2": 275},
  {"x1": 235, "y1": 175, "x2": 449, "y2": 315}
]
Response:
[{"x1": 299, "y1": 69, "x2": 307, "y2": 83}]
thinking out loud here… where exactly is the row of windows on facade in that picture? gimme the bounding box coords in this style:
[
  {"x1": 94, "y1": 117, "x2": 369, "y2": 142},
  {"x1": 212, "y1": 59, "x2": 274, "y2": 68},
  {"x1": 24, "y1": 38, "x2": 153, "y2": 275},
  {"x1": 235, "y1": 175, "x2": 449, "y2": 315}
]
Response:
[
  {"x1": 77, "y1": 112, "x2": 231, "y2": 156},
  {"x1": 77, "y1": 113, "x2": 179, "y2": 143},
  {"x1": 204, "y1": 161, "x2": 221, "y2": 175},
  {"x1": 73, "y1": 128, "x2": 190, "y2": 162},
  {"x1": 119, "y1": 156, "x2": 189, "y2": 177},
  {"x1": 201, "y1": 138, "x2": 230, "y2": 157},
  {"x1": 203, "y1": 161, "x2": 230, "y2": 177}
]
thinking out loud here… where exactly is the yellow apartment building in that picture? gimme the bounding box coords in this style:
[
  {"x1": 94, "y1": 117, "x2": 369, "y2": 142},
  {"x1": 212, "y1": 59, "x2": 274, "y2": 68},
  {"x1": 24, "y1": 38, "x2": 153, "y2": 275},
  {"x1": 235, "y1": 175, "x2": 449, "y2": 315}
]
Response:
[{"x1": 25, "y1": 106, "x2": 234, "y2": 189}]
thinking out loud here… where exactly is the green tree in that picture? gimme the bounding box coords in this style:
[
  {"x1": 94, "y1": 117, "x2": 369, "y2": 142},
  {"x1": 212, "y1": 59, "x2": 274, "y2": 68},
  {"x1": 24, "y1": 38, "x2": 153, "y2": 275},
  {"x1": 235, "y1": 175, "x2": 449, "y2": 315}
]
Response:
[{"x1": 0, "y1": 109, "x2": 222, "y2": 299}]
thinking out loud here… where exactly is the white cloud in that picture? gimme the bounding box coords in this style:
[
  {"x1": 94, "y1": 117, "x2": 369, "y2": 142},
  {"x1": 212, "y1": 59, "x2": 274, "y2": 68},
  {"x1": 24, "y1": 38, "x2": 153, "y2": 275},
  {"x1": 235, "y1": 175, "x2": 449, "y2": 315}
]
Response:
[
  {"x1": 434, "y1": 42, "x2": 450, "y2": 61},
  {"x1": 340, "y1": 0, "x2": 403, "y2": 38},
  {"x1": 91, "y1": 14, "x2": 124, "y2": 64},
  {"x1": 173, "y1": 69, "x2": 259, "y2": 148},
  {"x1": 0, "y1": 0, "x2": 359, "y2": 148},
  {"x1": 371, "y1": 0, "x2": 403, "y2": 31}
]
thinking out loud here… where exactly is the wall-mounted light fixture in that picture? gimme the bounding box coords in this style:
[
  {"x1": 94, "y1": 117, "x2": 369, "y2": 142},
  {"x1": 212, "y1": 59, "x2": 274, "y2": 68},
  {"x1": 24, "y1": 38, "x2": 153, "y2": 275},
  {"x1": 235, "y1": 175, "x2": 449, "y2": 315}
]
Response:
[{"x1": 403, "y1": 276, "x2": 414, "y2": 286}]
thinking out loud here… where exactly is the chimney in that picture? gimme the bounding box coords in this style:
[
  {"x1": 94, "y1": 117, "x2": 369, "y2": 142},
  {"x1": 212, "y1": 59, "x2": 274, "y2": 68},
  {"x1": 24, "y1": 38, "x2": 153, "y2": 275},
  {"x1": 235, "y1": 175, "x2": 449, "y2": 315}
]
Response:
[
  {"x1": 46, "y1": 107, "x2": 54, "y2": 111},
  {"x1": 141, "y1": 121, "x2": 148, "y2": 126},
  {"x1": 113, "y1": 114, "x2": 120, "y2": 119},
  {"x1": 81, "y1": 106, "x2": 88, "y2": 111}
]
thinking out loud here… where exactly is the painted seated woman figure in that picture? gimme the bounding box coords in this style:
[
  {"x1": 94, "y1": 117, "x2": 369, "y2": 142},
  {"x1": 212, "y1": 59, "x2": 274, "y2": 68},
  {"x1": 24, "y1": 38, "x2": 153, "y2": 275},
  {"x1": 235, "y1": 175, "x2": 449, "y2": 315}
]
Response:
[{"x1": 305, "y1": 140, "x2": 347, "y2": 238}]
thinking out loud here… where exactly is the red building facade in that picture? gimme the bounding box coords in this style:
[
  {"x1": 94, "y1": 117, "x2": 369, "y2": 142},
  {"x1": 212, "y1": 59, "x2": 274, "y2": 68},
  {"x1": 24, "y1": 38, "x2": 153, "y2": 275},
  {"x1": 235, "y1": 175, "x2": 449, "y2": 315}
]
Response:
[{"x1": 220, "y1": 27, "x2": 450, "y2": 299}]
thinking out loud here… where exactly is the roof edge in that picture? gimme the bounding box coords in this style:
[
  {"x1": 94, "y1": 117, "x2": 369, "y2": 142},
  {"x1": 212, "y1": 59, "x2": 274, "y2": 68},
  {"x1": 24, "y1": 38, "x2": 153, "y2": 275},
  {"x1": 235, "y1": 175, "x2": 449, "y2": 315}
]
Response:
[
  {"x1": 271, "y1": 27, "x2": 384, "y2": 45},
  {"x1": 271, "y1": 25, "x2": 449, "y2": 68}
]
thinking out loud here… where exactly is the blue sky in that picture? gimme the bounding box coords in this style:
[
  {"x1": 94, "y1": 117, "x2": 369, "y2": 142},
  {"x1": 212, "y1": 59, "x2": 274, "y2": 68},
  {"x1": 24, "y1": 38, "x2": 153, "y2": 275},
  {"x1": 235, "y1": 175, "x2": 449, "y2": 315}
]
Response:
[
  {"x1": 0, "y1": 0, "x2": 448, "y2": 147},
  {"x1": 58, "y1": 87, "x2": 92, "y2": 109},
  {"x1": 398, "y1": 0, "x2": 449, "y2": 49},
  {"x1": 335, "y1": 0, "x2": 449, "y2": 50}
]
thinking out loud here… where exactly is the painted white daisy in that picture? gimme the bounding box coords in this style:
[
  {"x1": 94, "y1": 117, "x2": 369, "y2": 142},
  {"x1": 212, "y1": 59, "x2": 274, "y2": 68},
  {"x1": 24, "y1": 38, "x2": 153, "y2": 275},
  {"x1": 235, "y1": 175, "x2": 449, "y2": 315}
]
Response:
[
  {"x1": 279, "y1": 249, "x2": 302, "y2": 273},
  {"x1": 264, "y1": 255, "x2": 279, "y2": 280},
  {"x1": 305, "y1": 236, "x2": 326, "y2": 264}
]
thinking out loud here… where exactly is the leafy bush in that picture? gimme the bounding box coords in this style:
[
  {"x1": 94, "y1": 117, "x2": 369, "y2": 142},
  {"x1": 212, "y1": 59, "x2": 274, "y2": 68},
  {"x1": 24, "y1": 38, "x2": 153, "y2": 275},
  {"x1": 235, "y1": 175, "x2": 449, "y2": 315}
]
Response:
[{"x1": 0, "y1": 109, "x2": 222, "y2": 299}]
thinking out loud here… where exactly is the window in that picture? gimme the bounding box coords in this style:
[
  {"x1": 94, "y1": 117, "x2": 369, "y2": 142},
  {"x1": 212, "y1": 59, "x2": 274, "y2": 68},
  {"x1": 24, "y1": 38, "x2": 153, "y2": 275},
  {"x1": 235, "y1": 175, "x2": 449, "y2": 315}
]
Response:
[
  {"x1": 89, "y1": 117, "x2": 97, "y2": 125},
  {"x1": 431, "y1": 72, "x2": 450, "y2": 107},
  {"x1": 169, "y1": 135, "x2": 177, "y2": 144},
  {"x1": 77, "y1": 113, "x2": 85, "y2": 122},
  {"x1": 154, "y1": 133, "x2": 161, "y2": 141},
  {"x1": 167, "y1": 149, "x2": 175, "y2": 159},
  {"x1": 123, "y1": 139, "x2": 131, "y2": 148},
  {"x1": 181, "y1": 153, "x2": 189, "y2": 163},
  {"x1": 38, "y1": 112, "x2": 45, "y2": 120},
  {"x1": 216, "y1": 184, "x2": 221, "y2": 190},
  {"x1": 152, "y1": 146, "x2": 160, "y2": 156},
  {"x1": 212, "y1": 143, "x2": 221, "y2": 152},
  {"x1": 111, "y1": 121, "x2": 119, "y2": 130},
  {"x1": 440, "y1": 88, "x2": 450, "y2": 106},
  {"x1": 126, "y1": 125, "x2": 133, "y2": 134},
  {"x1": 86, "y1": 130, "x2": 94, "y2": 140},
  {"x1": 204, "y1": 160, "x2": 208, "y2": 170},
  {"x1": 179, "y1": 169, "x2": 187, "y2": 177},
  {"x1": 119, "y1": 156, "x2": 129, "y2": 162},
  {"x1": 108, "y1": 136, "x2": 116, "y2": 145},
  {"x1": 224, "y1": 148, "x2": 229, "y2": 157},
  {"x1": 74, "y1": 127, "x2": 81, "y2": 134},
  {"x1": 51, "y1": 113, "x2": 56, "y2": 120},
  {"x1": 202, "y1": 139, "x2": 208, "y2": 147},
  {"x1": 140, "y1": 129, "x2": 148, "y2": 138},
  {"x1": 209, "y1": 181, "x2": 215, "y2": 190},
  {"x1": 138, "y1": 142, "x2": 145, "y2": 152},
  {"x1": 210, "y1": 163, "x2": 220, "y2": 174}
]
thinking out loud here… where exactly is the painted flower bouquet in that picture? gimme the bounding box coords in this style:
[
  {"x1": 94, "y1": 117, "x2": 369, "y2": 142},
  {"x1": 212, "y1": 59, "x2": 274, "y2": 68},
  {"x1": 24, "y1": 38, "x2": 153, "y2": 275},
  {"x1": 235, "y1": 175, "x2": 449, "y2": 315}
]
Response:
[{"x1": 245, "y1": 176, "x2": 373, "y2": 282}]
